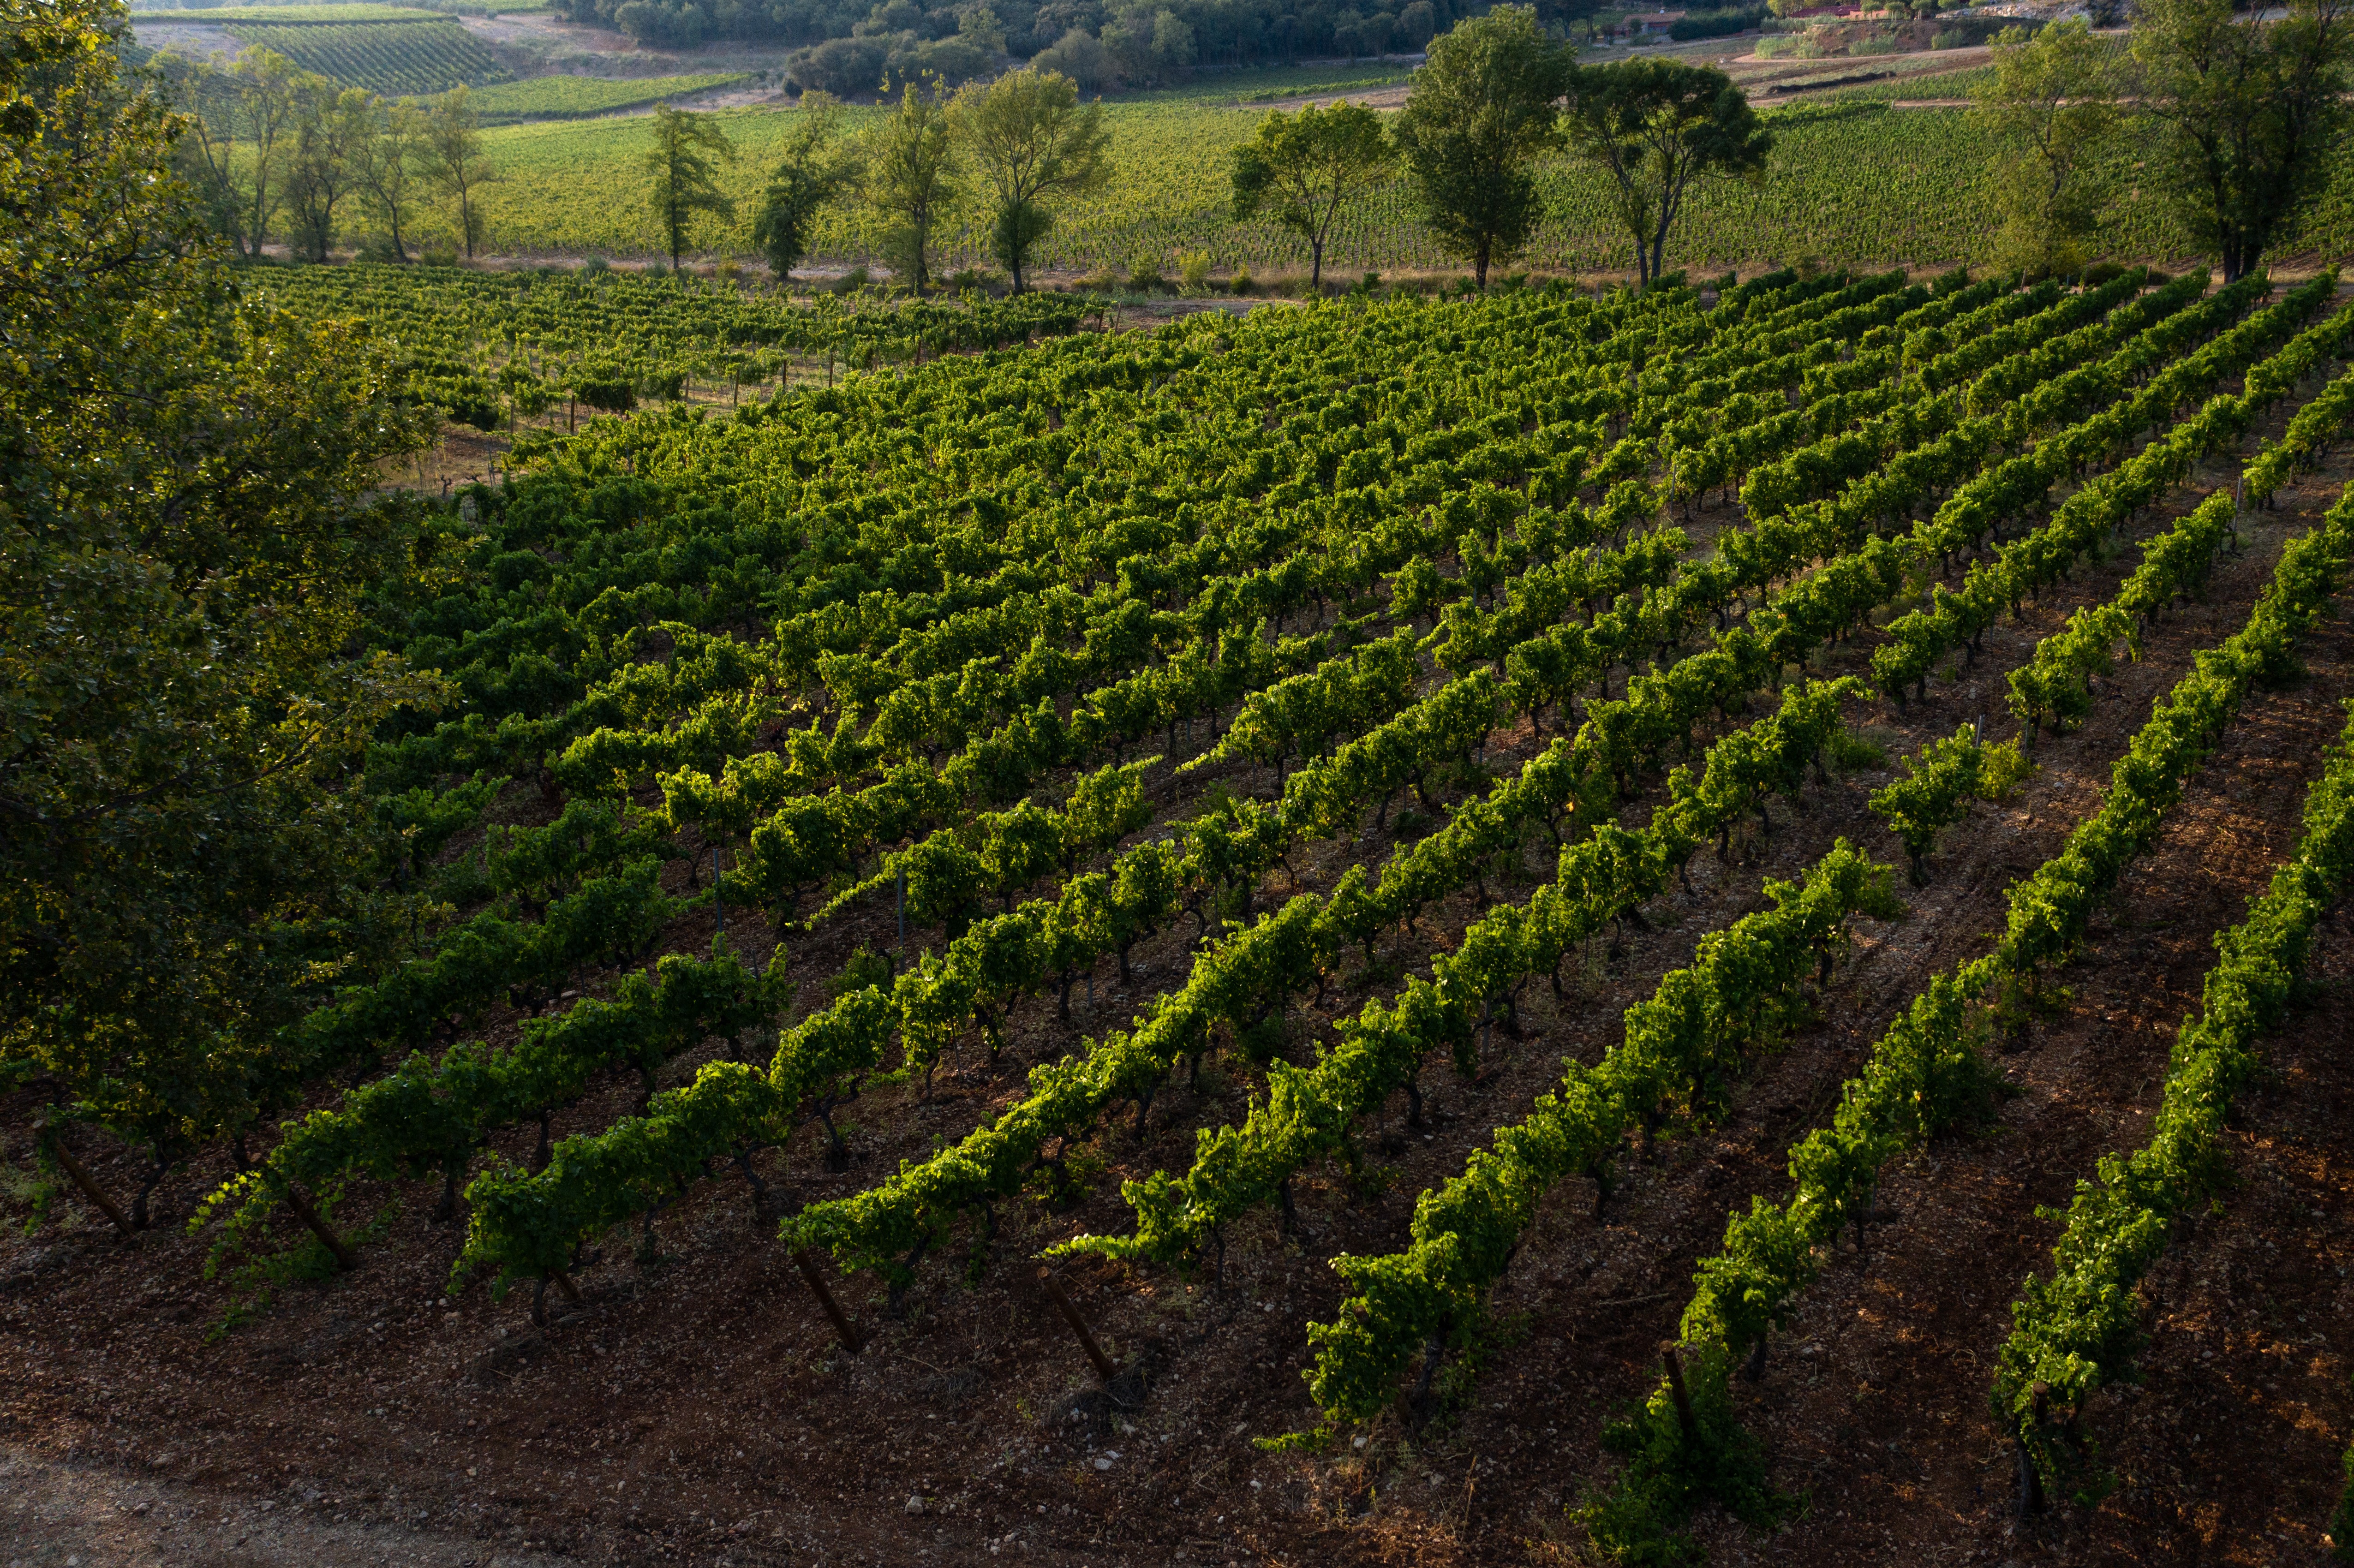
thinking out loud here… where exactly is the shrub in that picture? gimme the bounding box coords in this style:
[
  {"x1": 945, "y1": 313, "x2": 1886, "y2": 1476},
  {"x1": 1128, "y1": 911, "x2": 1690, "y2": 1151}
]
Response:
[
  {"x1": 1669, "y1": 5, "x2": 1767, "y2": 40},
  {"x1": 1179, "y1": 250, "x2": 1212, "y2": 292}
]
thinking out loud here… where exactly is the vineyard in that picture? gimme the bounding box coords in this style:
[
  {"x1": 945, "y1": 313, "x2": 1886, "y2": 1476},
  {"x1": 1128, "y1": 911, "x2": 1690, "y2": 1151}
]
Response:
[
  {"x1": 244, "y1": 264, "x2": 1099, "y2": 428},
  {"x1": 10, "y1": 266, "x2": 2354, "y2": 1566},
  {"x1": 434, "y1": 96, "x2": 2354, "y2": 278},
  {"x1": 466, "y1": 72, "x2": 751, "y2": 125},
  {"x1": 215, "y1": 14, "x2": 513, "y2": 94}
]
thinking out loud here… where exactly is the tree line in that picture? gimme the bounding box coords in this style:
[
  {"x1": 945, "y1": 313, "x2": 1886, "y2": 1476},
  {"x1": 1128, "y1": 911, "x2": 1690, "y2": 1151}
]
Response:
[
  {"x1": 156, "y1": 50, "x2": 500, "y2": 263},
  {"x1": 150, "y1": 0, "x2": 2349, "y2": 293}
]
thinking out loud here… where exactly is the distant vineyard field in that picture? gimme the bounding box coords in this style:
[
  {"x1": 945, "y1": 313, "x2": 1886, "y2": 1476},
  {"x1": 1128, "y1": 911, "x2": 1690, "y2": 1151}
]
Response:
[
  {"x1": 220, "y1": 16, "x2": 511, "y2": 93},
  {"x1": 469, "y1": 72, "x2": 750, "y2": 125},
  {"x1": 132, "y1": 3, "x2": 447, "y2": 18},
  {"x1": 450, "y1": 97, "x2": 2354, "y2": 274}
]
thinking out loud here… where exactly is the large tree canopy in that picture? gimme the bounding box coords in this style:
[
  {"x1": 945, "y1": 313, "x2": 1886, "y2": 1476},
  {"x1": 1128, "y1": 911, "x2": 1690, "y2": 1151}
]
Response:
[
  {"x1": 950, "y1": 68, "x2": 1111, "y2": 293},
  {"x1": 2130, "y1": 0, "x2": 2353, "y2": 282},
  {"x1": 1229, "y1": 99, "x2": 1394, "y2": 291},
  {"x1": 1392, "y1": 5, "x2": 1574, "y2": 288},
  {"x1": 1, "y1": 0, "x2": 440, "y2": 1220},
  {"x1": 1561, "y1": 57, "x2": 1771, "y2": 288},
  {"x1": 645, "y1": 102, "x2": 738, "y2": 272},
  {"x1": 1971, "y1": 20, "x2": 2122, "y2": 280}
]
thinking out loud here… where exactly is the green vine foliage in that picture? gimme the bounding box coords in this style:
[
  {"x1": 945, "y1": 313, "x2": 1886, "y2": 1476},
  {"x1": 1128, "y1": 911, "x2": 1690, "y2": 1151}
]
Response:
[
  {"x1": 1582, "y1": 428, "x2": 2354, "y2": 1556},
  {"x1": 1992, "y1": 675, "x2": 2354, "y2": 1496}
]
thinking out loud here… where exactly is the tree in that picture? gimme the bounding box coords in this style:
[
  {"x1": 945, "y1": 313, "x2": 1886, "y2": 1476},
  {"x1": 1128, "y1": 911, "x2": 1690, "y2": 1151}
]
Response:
[
  {"x1": 752, "y1": 90, "x2": 854, "y2": 285},
  {"x1": 360, "y1": 96, "x2": 429, "y2": 262},
  {"x1": 645, "y1": 102, "x2": 738, "y2": 271},
  {"x1": 285, "y1": 80, "x2": 376, "y2": 262},
  {"x1": 2130, "y1": 0, "x2": 2354, "y2": 282},
  {"x1": 958, "y1": 5, "x2": 1008, "y2": 53},
  {"x1": 863, "y1": 79, "x2": 961, "y2": 296},
  {"x1": 1033, "y1": 26, "x2": 1114, "y2": 92},
  {"x1": 1561, "y1": 57, "x2": 1771, "y2": 287},
  {"x1": 2, "y1": 0, "x2": 439, "y2": 1222},
  {"x1": 1103, "y1": 4, "x2": 1195, "y2": 84},
  {"x1": 1229, "y1": 100, "x2": 1395, "y2": 292},
  {"x1": 158, "y1": 47, "x2": 302, "y2": 261},
  {"x1": 1392, "y1": 6, "x2": 1573, "y2": 287},
  {"x1": 1967, "y1": 22, "x2": 2119, "y2": 280},
  {"x1": 420, "y1": 84, "x2": 496, "y2": 259},
  {"x1": 950, "y1": 68, "x2": 1112, "y2": 292}
]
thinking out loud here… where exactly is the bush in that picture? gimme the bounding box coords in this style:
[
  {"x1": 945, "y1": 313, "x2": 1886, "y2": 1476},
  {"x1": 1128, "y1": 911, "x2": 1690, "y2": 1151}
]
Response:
[
  {"x1": 580, "y1": 254, "x2": 609, "y2": 274},
  {"x1": 1179, "y1": 250, "x2": 1211, "y2": 292},
  {"x1": 1032, "y1": 26, "x2": 1113, "y2": 91},
  {"x1": 830, "y1": 266, "x2": 871, "y2": 294},
  {"x1": 1126, "y1": 256, "x2": 1168, "y2": 294},
  {"x1": 1231, "y1": 266, "x2": 1256, "y2": 296},
  {"x1": 1669, "y1": 5, "x2": 1767, "y2": 41},
  {"x1": 1848, "y1": 35, "x2": 1901, "y2": 54},
  {"x1": 1931, "y1": 26, "x2": 1970, "y2": 47},
  {"x1": 421, "y1": 243, "x2": 459, "y2": 268},
  {"x1": 786, "y1": 34, "x2": 888, "y2": 96}
]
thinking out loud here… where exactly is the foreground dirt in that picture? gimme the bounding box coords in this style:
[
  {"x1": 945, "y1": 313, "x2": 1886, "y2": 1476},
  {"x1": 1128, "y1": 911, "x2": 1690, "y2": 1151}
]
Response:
[{"x1": 7, "y1": 371, "x2": 2353, "y2": 1568}]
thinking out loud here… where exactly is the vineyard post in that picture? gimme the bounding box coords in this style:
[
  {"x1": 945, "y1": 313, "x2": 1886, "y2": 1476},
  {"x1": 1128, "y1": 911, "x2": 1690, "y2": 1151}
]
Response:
[
  {"x1": 284, "y1": 1186, "x2": 357, "y2": 1272},
  {"x1": 40, "y1": 1128, "x2": 130, "y2": 1235},
  {"x1": 793, "y1": 1248, "x2": 865, "y2": 1354},
  {"x1": 1660, "y1": 1341, "x2": 1699, "y2": 1443},
  {"x1": 1038, "y1": 1268, "x2": 1116, "y2": 1384}
]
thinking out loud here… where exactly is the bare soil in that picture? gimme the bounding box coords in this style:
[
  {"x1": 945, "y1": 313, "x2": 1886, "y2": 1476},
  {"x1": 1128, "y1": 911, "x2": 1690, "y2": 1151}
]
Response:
[{"x1": 7, "y1": 355, "x2": 2352, "y2": 1568}]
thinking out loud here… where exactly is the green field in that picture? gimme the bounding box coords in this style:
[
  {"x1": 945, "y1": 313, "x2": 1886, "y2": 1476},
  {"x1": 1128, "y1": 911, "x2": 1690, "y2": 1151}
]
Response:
[
  {"x1": 469, "y1": 72, "x2": 751, "y2": 125},
  {"x1": 442, "y1": 95, "x2": 2354, "y2": 275},
  {"x1": 220, "y1": 16, "x2": 511, "y2": 94},
  {"x1": 136, "y1": 3, "x2": 448, "y2": 20}
]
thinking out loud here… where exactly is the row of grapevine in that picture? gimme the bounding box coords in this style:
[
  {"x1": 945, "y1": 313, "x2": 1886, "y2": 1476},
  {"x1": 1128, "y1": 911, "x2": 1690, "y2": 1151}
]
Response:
[
  {"x1": 431, "y1": 273, "x2": 2027, "y2": 1294},
  {"x1": 1588, "y1": 472, "x2": 2354, "y2": 1557},
  {"x1": 1991, "y1": 686, "x2": 2354, "y2": 1508},
  {"x1": 183, "y1": 279, "x2": 1816, "y2": 1245},
  {"x1": 764, "y1": 269, "x2": 2240, "y2": 1305},
  {"x1": 1291, "y1": 282, "x2": 2345, "y2": 1431},
  {"x1": 1871, "y1": 274, "x2": 2341, "y2": 701},
  {"x1": 1055, "y1": 681, "x2": 1871, "y2": 1275}
]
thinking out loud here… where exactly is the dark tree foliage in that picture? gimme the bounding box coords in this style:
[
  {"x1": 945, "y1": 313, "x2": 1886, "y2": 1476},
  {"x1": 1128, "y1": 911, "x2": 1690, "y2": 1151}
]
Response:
[{"x1": 0, "y1": 0, "x2": 441, "y2": 1218}]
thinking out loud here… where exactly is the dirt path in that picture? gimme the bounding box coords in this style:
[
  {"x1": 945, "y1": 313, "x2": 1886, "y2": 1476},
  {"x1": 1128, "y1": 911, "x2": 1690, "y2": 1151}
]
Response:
[{"x1": 0, "y1": 1445, "x2": 566, "y2": 1568}]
